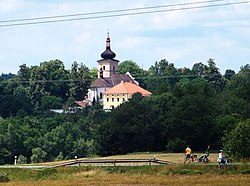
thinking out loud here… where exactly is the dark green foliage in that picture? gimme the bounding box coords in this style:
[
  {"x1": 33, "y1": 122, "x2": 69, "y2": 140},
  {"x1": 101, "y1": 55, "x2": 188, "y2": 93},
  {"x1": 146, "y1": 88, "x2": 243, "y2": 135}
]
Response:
[
  {"x1": 222, "y1": 120, "x2": 250, "y2": 159},
  {"x1": 166, "y1": 138, "x2": 186, "y2": 153},
  {"x1": 0, "y1": 59, "x2": 250, "y2": 163},
  {"x1": 95, "y1": 93, "x2": 168, "y2": 155},
  {"x1": 41, "y1": 96, "x2": 63, "y2": 111},
  {"x1": 241, "y1": 169, "x2": 250, "y2": 174},
  {"x1": 167, "y1": 78, "x2": 218, "y2": 150},
  {"x1": 0, "y1": 94, "x2": 33, "y2": 118}
]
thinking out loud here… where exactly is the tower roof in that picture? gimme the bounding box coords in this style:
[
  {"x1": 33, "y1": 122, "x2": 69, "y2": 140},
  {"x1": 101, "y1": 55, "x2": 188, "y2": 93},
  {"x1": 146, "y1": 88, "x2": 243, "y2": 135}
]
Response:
[{"x1": 101, "y1": 31, "x2": 116, "y2": 60}]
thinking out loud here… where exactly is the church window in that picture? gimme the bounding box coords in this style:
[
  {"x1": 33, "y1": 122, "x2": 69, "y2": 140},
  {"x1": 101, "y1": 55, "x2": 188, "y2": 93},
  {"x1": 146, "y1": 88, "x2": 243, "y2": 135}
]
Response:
[
  {"x1": 107, "y1": 98, "x2": 109, "y2": 102},
  {"x1": 103, "y1": 66, "x2": 105, "y2": 70},
  {"x1": 117, "y1": 98, "x2": 119, "y2": 102},
  {"x1": 112, "y1": 98, "x2": 114, "y2": 102}
]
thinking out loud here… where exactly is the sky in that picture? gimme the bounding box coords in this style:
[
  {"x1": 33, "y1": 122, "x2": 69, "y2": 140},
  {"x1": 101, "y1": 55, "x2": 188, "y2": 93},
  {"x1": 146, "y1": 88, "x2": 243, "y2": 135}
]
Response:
[{"x1": 0, "y1": 0, "x2": 250, "y2": 74}]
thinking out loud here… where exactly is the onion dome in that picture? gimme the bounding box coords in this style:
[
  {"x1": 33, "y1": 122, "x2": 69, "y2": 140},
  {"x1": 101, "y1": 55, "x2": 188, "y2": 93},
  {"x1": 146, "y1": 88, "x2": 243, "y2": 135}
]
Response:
[{"x1": 101, "y1": 32, "x2": 116, "y2": 59}]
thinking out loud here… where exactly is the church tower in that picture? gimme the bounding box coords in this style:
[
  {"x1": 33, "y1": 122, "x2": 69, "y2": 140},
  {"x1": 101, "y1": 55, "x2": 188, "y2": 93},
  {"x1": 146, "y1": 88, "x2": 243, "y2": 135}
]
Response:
[
  {"x1": 97, "y1": 32, "x2": 119, "y2": 78},
  {"x1": 87, "y1": 32, "x2": 136, "y2": 104}
]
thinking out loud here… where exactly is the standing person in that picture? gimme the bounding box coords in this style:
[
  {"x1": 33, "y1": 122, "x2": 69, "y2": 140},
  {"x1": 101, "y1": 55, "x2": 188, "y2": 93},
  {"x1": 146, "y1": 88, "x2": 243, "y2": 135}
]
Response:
[
  {"x1": 184, "y1": 145, "x2": 192, "y2": 164},
  {"x1": 217, "y1": 150, "x2": 223, "y2": 169}
]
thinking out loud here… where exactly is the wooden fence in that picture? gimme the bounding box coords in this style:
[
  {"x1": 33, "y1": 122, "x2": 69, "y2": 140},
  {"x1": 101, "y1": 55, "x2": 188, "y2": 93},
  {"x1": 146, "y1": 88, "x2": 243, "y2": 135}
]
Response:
[{"x1": 47, "y1": 158, "x2": 176, "y2": 168}]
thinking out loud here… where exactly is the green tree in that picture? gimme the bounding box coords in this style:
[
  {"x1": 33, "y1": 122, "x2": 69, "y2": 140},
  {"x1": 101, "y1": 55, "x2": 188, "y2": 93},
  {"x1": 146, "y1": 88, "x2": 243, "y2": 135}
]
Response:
[
  {"x1": 28, "y1": 60, "x2": 69, "y2": 109},
  {"x1": 222, "y1": 120, "x2": 250, "y2": 159},
  {"x1": 95, "y1": 93, "x2": 168, "y2": 155},
  {"x1": 40, "y1": 95, "x2": 63, "y2": 111},
  {"x1": 119, "y1": 60, "x2": 146, "y2": 77},
  {"x1": 192, "y1": 62, "x2": 205, "y2": 77},
  {"x1": 146, "y1": 59, "x2": 179, "y2": 94},
  {"x1": 31, "y1": 147, "x2": 47, "y2": 163},
  {"x1": 68, "y1": 62, "x2": 91, "y2": 101},
  {"x1": 204, "y1": 59, "x2": 226, "y2": 92},
  {"x1": 29, "y1": 65, "x2": 49, "y2": 109},
  {"x1": 227, "y1": 67, "x2": 250, "y2": 118},
  {"x1": 168, "y1": 78, "x2": 218, "y2": 149},
  {"x1": 17, "y1": 64, "x2": 31, "y2": 81},
  {"x1": 89, "y1": 68, "x2": 98, "y2": 79},
  {"x1": 224, "y1": 69, "x2": 235, "y2": 80}
]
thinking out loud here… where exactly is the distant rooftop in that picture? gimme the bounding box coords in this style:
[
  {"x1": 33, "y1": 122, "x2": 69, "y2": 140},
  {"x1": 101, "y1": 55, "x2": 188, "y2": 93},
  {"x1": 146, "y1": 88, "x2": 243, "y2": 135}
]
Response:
[
  {"x1": 90, "y1": 74, "x2": 136, "y2": 88},
  {"x1": 103, "y1": 81, "x2": 152, "y2": 96}
]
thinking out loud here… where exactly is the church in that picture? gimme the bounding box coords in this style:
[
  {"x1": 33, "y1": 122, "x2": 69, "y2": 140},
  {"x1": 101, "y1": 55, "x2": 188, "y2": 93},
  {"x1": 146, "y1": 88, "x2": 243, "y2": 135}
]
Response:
[
  {"x1": 85, "y1": 32, "x2": 151, "y2": 109},
  {"x1": 86, "y1": 32, "x2": 138, "y2": 104}
]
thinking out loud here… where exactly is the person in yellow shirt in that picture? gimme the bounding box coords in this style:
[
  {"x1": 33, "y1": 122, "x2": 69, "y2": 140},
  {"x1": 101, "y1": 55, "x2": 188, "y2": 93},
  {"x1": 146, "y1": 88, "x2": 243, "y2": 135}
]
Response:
[{"x1": 184, "y1": 145, "x2": 192, "y2": 164}]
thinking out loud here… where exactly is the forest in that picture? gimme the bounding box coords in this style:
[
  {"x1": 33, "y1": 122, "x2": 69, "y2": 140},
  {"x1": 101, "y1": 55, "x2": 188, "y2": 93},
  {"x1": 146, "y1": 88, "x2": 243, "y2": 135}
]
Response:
[{"x1": 0, "y1": 58, "x2": 249, "y2": 164}]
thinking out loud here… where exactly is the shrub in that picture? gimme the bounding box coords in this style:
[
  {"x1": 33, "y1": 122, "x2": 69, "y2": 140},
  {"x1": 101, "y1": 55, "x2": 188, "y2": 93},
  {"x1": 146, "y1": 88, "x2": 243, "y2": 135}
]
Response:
[
  {"x1": 18, "y1": 155, "x2": 27, "y2": 164},
  {"x1": 31, "y1": 147, "x2": 47, "y2": 163},
  {"x1": 241, "y1": 169, "x2": 250, "y2": 174},
  {"x1": 55, "y1": 152, "x2": 64, "y2": 161},
  {"x1": 0, "y1": 172, "x2": 10, "y2": 182}
]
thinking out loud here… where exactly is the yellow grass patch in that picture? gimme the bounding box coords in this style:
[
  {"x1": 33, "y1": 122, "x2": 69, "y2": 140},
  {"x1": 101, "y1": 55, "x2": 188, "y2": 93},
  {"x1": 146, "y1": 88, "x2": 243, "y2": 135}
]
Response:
[{"x1": 1, "y1": 174, "x2": 250, "y2": 186}]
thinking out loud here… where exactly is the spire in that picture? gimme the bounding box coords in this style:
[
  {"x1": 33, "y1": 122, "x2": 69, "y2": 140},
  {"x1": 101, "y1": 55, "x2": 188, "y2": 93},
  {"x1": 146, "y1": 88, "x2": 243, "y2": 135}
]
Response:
[
  {"x1": 101, "y1": 30, "x2": 116, "y2": 59},
  {"x1": 106, "y1": 30, "x2": 110, "y2": 48}
]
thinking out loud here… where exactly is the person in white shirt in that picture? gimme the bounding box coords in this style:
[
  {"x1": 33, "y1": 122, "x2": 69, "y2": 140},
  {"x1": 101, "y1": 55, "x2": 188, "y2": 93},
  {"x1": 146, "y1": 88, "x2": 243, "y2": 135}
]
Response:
[{"x1": 217, "y1": 150, "x2": 223, "y2": 169}]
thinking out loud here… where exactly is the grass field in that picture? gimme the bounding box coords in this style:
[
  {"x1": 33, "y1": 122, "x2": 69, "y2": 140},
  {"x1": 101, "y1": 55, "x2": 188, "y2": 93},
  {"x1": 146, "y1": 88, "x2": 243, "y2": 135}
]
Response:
[
  {"x1": 0, "y1": 153, "x2": 249, "y2": 186},
  {"x1": 40, "y1": 152, "x2": 220, "y2": 165}
]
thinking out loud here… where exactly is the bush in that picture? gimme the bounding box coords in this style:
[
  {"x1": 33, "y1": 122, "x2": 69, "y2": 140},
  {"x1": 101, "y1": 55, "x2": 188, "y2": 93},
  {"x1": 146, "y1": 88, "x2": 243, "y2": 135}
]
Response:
[
  {"x1": 18, "y1": 155, "x2": 27, "y2": 164},
  {"x1": 0, "y1": 172, "x2": 10, "y2": 182},
  {"x1": 31, "y1": 147, "x2": 47, "y2": 163},
  {"x1": 241, "y1": 169, "x2": 250, "y2": 174},
  {"x1": 55, "y1": 152, "x2": 64, "y2": 161}
]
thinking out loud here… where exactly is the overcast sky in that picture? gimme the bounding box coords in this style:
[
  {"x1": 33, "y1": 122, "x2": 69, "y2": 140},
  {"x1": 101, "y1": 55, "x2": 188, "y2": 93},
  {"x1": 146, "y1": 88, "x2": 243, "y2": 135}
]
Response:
[{"x1": 0, "y1": 0, "x2": 249, "y2": 74}]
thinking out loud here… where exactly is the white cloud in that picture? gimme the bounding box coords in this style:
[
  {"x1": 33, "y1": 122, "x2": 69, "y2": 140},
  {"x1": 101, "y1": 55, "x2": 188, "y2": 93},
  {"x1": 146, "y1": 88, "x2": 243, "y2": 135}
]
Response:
[
  {"x1": 0, "y1": 0, "x2": 250, "y2": 74},
  {"x1": 0, "y1": 0, "x2": 22, "y2": 13}
]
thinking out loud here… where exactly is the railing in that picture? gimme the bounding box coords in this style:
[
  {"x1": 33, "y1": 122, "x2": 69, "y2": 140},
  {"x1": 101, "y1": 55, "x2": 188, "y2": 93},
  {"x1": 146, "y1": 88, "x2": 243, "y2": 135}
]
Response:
[{"x1": 47, "y1": 158, "x2": 176, "y2": 168}]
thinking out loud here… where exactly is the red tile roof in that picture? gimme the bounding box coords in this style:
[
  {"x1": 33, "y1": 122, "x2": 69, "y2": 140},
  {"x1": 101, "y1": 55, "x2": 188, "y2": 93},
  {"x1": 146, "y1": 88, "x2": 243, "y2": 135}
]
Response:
[
  {"x1": 103, "y1": 81, "x2": 152, "y2": 96},
  {"x1": 75, "y1": 100, "x2": 91, "y2": 107}
]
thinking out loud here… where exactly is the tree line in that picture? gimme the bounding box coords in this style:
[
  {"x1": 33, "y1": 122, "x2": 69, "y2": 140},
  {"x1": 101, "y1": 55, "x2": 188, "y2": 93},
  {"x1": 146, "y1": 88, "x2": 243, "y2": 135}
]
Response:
[{"x1": 0, "y1": 58, "x2": 249, "y2": 164}]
